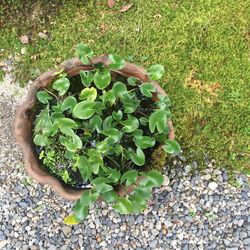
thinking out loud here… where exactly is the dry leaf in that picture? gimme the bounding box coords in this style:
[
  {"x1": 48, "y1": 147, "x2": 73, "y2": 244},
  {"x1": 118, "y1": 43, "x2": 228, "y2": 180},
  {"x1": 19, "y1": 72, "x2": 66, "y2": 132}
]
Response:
[
  {"x1": 108, "y1": 0, "x2": 116, "y2": 8},
  {"x1": 120, "y1": 3, "x2": 133, "y2": 12},
  {"x1": 20, "y1": 35, "x2": 29, "y2": 44}
]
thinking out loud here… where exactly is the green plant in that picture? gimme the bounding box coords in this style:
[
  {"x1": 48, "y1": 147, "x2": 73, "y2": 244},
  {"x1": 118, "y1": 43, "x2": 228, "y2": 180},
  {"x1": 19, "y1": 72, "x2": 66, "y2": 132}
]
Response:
[{"x1": 33, "y1": 43, "x2": 180, "y2": 223}]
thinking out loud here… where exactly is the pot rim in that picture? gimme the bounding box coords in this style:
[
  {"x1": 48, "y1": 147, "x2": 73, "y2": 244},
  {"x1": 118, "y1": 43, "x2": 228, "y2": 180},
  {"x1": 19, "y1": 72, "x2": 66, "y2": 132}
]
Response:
[{"x1": 13, "y1": 56, "x2": 175, "y2": 201}]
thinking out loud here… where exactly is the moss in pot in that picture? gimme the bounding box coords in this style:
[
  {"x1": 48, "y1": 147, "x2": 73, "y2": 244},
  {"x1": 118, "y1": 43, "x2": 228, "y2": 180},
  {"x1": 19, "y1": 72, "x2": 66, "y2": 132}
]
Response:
[{"x1": 32, "y1": 44, "x2": 181, "y2": 224}]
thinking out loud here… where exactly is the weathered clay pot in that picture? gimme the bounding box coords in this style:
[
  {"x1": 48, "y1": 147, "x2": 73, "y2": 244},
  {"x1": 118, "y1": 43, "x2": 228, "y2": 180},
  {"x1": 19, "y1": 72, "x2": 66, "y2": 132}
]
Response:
[{"x1": 14, "y1": 56, "x2": 175, "y2": 201}]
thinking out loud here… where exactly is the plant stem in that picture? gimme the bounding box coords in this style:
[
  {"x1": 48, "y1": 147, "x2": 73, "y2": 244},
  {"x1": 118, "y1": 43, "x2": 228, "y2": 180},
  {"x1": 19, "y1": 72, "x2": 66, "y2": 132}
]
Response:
[
  {"x1": 105, "y1": 155, "x2": 121, "y2": 169},
  {"x1": 42, "y1": 88, "x2": 59, "y2": 100},
  {"x1": 136, "y1": 111, "x2": 149, "y2": 118}
]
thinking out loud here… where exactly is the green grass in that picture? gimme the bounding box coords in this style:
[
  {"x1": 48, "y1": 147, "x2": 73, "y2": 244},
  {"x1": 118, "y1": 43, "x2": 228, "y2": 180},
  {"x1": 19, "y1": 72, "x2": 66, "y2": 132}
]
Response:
[{"x1": 0, "y1": 0, "x2": 249, "y2": 173}]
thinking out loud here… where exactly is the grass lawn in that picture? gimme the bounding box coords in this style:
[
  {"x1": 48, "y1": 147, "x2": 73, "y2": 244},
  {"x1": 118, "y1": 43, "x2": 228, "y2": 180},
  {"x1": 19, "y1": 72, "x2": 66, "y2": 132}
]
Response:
[{"x1": 0, "y1": 0, "x2": 249, "y2": 175}]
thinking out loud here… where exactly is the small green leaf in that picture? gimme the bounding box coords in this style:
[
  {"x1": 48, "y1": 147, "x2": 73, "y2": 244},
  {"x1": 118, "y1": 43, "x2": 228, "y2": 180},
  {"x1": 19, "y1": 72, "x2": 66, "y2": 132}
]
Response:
[
  {"x1": 77, "y1": 156, "x2": 92, "y2": 181},
  {"x1": 121, "y1": 115, "x2": 139, "y2": 133},
  {"x1": 156, "y1": 94, "x2": 171, "y2": 110},
  {"x1": 61, "y1": 96, "x2": 77, "y2": 112},
  {"x1": 101, "y1": 90, "x2": 116, "y2": 106},
  {"x1": 147, "y1": 64, "x2": 165, "y2": 80},
  {"x1": 33, "y1": 134, "x2": 50, "y2": 146},
  {"x1": 79, "y1": 87, "x2": 97, "y2": 101},
  {"x1": 130, "y1": 147, "x2": 145, "y2": 166},
  {"x1": 139, "y1": 82, "x2": 156, "y2": 98},
  {"x1": 79, "y1": 70, "x2": 94, "y2": 87},
  {"x1": 134, "y1": 185, "x2": 152, "y2": 200},
  {"x1": 89, "y1": 115, "x2": 102, "y2": 132},
  {"x1": 149, "y1": 109, "x2": 169, "y2": 133},
  {"x1": 139, "y1": 117, "x2": 148, "y2": 126},
  {"x1": 133, "y1": 135, "x2": 156, "y2": 149},
  {"x1": 73, "y1": 100, "x2": 96, "y2": 119},
  {"x1": 163, "y1": 140, "x2": 181, "y2": 155},
  {"x1": 102, "y1": 190, "x2": 118, "y2": 203},
  {"x1": 130, "y1": 194, "x2": 147, "y2": 213},
  {"x1": 94, "y1": 69, "x2": 111, "y2": 90},
  {"x1": 37, "y1": 91, "x2": 52, "y2": 104},
  {"x1": 109, "y1": 54, "x2": 125, "y2": 70},
  {"x1": 113, "y1": 197, "x2": 133, "y2": 215},
  {"x1": 127, "y1": 77, "x2": 138, "y2": 86},
  {"x1": 112, "y1": 82, "x2": 127, "y2": 97},
  {"x1": 92, "y1": 177, "x2": 113, "y2": 193},
  {"x1": 140, "y1": 170, "x2": 164, "y2": 188},
  {"x1": 112, "y1": 110, "x2": 123, "y2": 121},
  {"x1": 76, "y1": 43, "x2": 94, "y2": 64},
  {"x1": 79, "y1": 190, "x2": 99, "y2": 206},
  {"x1": 107, "y1": 169, "x2": 121, "y2": 183},
  {"x1": 88, "y1": 149, "x2": 103, "y2": 174},
  {"x1": 63, "y1": 214, "x2": 80, "y2": 225},
  {"x1": 120, "y1": 170, "x2": 138, "y2": 187},
  {"x1": 101, "y1": 128, "x2": 122, "y2": 144},
  {"x1": 52, "y1": 77, "x2": 70, "y2": 96},
  {"x1": 103, "y1": 116, "x2": 113, "y2": 130},
  {"x1": 73, "y1": 201, "x2": 89, "y2": 220}
]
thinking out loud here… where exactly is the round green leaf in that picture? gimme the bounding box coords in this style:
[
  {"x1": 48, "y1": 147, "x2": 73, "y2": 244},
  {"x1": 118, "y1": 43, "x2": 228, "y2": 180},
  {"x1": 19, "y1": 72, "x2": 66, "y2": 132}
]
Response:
[
  {"x1": 76, "y1": 43, "x2": 94, "y2": 64},
  {"x1": 73, "y1": 100, "x2": 96, "y2": 119},
  {"x1": 79, "y1": 87, "x2": 97, "y2": 101},
  {"x1": 52, "y1": 77, "x2": 70, "y2": 96},
  {"x1": 121, "y1": 115, "x2": 139, "y2": 133},
  {"x1": 140, "y1": 170, "x2": 164, "y2": 188},
  {"x1": 147, "y1": 64, "x2": 165, "y2": 80},
  {"x1": 61, "y1": 96, "x2": 77, "y2": 112},
  {"x1": 112, "y1": 82, "x2": 127, "y2": 97},
  {"x1": 127, "y1": 77, "x2": 138, "y2": 86},
  {"x1": 33, "y1": 134, "x2": 50, "y2": 146},
  {"x1": 120, "y1": 170, "x2": 138, "y2": 187},
  {"x1": 139, "y1": 82, "x2": 156, "y2": 98},
  {"x1": 89, "y1": 115, "x2": 102, "y2": 132},
  {"x1": 79, "y1": 70, "x2": 94, "y2": 87},
  {"x1": 73, "y1": 201, "x2": 89, "y2": 220},
  {"x1": 37, "y1": 91, "x2": 52, "y2": 104},
  {"x1": 109, "y1": 54, "x2": 125, "y2": 70},
  {"x1": 112, "y1": 110, "x2": 123, "y2": 121},
  {"x1": 149, "y1": 109, "x2": 169, "y2": 134},
  {"x1": 163, "y1": 140, "x2": 181, "y2": 155},
  {"x1": 130, "y1": 147, "x2": 145, "y2": 166},
  {"x1": 101, "y1": 128, "x2": 122, "y2": 144},
  {"x1": 94, "y1": 69, "x2": 111, "y2": 90},
  {"x1": 102, "y1": 190, "x2": 118, "y2": 204},
  {"x1": 113, "y1": 197, "x2": 133, "y2": 215},
  {"x1": 133, "y1": 135, "x2": 156, "y2": 149},
  {"x1": 92, "y1": 177, "x2": 113, "y2": 193}
]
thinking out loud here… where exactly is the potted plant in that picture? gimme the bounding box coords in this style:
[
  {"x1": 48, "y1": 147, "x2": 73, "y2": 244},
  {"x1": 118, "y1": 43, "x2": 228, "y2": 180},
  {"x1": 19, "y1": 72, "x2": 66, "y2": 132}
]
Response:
[{"x1": 14, "y1": 44, "x2": 180, "y2": 224}]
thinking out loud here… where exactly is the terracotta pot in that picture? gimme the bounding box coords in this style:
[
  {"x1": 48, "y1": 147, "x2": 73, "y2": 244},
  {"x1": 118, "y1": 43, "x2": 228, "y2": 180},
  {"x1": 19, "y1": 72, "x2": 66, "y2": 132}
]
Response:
[{"x1": 13, "y1": 56, "x2": 175, "y2": 201}]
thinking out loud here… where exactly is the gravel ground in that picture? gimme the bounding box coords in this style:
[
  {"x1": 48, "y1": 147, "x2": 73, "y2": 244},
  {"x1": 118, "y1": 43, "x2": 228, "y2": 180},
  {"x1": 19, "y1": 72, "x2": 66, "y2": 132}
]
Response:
[{"x1": 0, "y1": 59, "x2": 250, "y2": 250}]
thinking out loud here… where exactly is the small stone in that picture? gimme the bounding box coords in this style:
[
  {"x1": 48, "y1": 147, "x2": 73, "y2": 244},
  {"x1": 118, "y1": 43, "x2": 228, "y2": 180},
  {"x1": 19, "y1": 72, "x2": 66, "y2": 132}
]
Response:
[
  {"x1": 102, "y1": 210, "x2": 108, "y2": 216},
  {"x1": 240, "y1": 231, "x2": 248, "y2": 239},
  {"x1": 243, "y1": 238, "x2": 250, "y2": 245},
  {"x1": 237, "y1": 219, "x2": 244, "y2": 227},
  {"x1": 208, "y1": 182, "x2": 218, "y2": 191},
  {"x1": 62, "y1": 226, "x2": 71, "y2": 236},
  {"x1": 156, "y1": 221, "x2": 162, "y2": 231},
  {"x1": 177, "y1": 232, "x2": 184, "y2": 240},
  {"x1": 48, "y1": 245, "x2": 57, "y2": 250},
  {"x1": 21, "y1": 47, "x2": 27, "y2": 55},
  {"x1": 20, "y1": 35, "x2": 29, "y2": 44},
  {"x1": 217, "y1": 175, "x2": 224, "y2": 182},
  {"x1": 38, "y1": 32, "x2": 49, "y2": 39},
  {"x1": 204, "y1": 174, "x2": 212, "y2": 181},
  {"x1": 163, "y1": 175, "x2": 170, "y2": 186},
  {"x1": 224, "y1": 239, "x2": 231, "y2": 246},
  {"x1": 149, "y1": 239, "x2": 157, "y2": 248}
]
